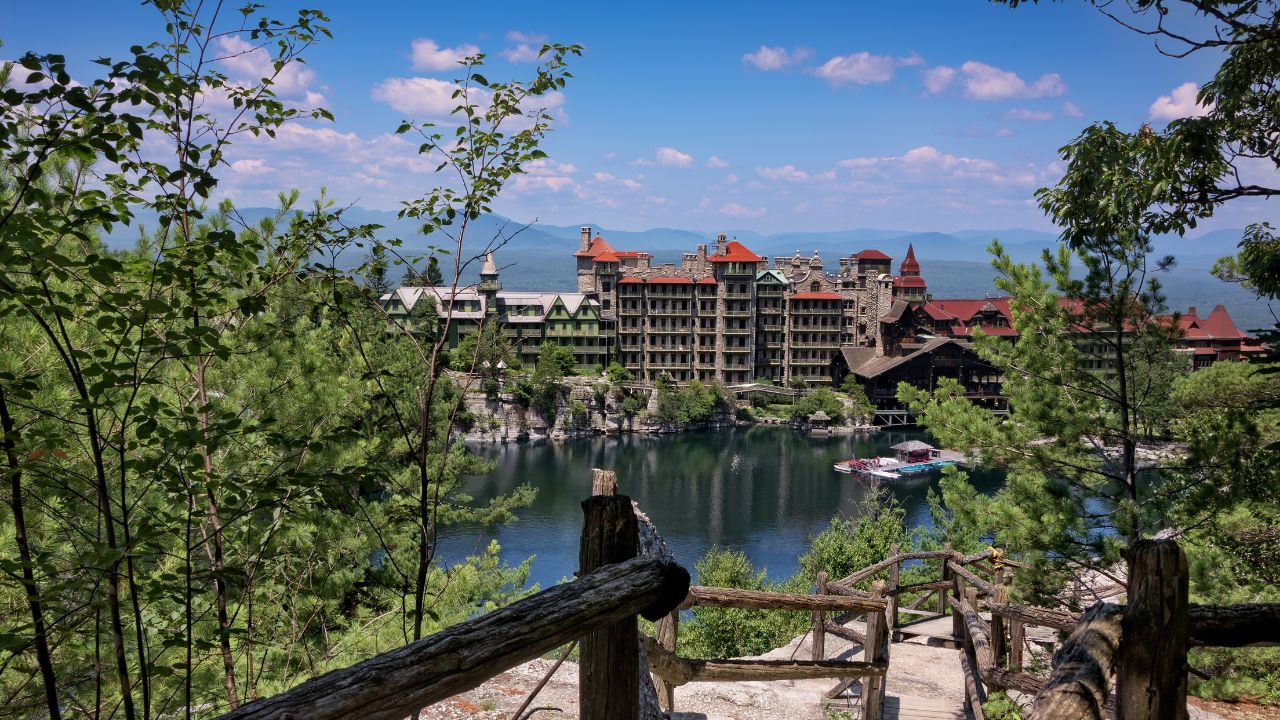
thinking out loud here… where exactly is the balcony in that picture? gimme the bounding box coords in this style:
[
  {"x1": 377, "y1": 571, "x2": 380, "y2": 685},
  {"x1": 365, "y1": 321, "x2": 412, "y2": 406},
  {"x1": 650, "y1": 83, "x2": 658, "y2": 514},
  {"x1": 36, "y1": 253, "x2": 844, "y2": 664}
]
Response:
[
  {"x1": 647, "y1": 361, "x2": 692, "y2": 370},
  {"x1": 790, "y1": 307, "x2": 842, "y2": 315},
  {"x1": 722, "y1": 326, "x2": 752, "y2": 334},
  {"x1": 789, "y1": 341, "x2": 839, "y2": 349},
  {"x1": 649, "y1": 307, "x2": 692, "y2": 316},
  {"x1": 789, "y1": 357, "x2": 834, "y2": 365},
  {"x1": 723, "y1": 309, "x2": 753, "y2": 318},
  {"x1": 722, "y1": 291, "x2": 753, "y2": 300},
  {"x1": 723, "y1": 345, "x2": 752, "y2": 353}
]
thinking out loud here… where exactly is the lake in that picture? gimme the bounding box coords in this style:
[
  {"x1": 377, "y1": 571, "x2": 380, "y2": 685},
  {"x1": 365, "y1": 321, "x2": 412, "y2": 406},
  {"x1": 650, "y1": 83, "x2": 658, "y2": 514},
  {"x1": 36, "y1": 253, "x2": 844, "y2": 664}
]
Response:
[{"x1": 437, "y1": 426, "x2": 1005, "y2": 590}]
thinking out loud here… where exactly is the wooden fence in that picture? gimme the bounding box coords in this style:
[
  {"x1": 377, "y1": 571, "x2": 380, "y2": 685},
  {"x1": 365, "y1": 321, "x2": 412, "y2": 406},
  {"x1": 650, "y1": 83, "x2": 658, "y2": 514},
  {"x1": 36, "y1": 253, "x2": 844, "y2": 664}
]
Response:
[{"x1": 214, "y1": 467, "x2": 1280, "y2": 720}]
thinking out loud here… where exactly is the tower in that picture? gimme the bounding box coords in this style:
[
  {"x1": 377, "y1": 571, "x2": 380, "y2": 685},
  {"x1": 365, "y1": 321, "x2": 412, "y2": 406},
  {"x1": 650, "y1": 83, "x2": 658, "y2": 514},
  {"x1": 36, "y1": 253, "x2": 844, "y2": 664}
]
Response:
[{"x1": 479, "y1": 251, "x2": 501, "y2": 317}]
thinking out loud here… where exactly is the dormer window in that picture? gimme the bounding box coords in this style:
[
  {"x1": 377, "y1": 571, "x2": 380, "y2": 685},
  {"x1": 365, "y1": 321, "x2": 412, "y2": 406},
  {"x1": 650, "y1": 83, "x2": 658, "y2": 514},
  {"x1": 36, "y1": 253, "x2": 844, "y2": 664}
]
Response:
[{"x1": 810, "y1": 281, "x2": 821, "y2": 292}]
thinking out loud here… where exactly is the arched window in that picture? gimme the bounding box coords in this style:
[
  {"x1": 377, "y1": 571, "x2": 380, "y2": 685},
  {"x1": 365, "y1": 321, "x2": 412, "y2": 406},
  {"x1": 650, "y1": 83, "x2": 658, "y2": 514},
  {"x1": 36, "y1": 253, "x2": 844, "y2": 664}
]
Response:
[{"x1": 810, "y1": 281, "x2": 820, "y2": 292}]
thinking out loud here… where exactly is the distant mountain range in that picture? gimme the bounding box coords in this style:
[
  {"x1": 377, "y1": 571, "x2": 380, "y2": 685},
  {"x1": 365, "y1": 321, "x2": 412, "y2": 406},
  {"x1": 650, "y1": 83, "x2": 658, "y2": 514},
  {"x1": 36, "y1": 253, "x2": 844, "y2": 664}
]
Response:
[{"x1": 101, "y1": 207, "x2": 1273, "y2": 333}]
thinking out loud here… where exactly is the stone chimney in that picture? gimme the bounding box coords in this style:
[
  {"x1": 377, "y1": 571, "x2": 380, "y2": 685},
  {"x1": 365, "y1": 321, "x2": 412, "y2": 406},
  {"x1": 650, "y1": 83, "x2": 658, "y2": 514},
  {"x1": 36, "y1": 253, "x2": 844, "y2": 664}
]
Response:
[
  {"x1": 697, "y1": 243, "x2": 707, "y2": 260},
  {"x1": 774, "y1": 256, "x2": 787, "y2": 269},
  {"x1": 1187, "y1": 306, "x2": 1197, "y2": 317},
  {"x1": 580, "y1": 226, "x2": 592, "y2": 253},
  {"x1": 715, "y1": 232, "x2": 728, "y2": 255}
]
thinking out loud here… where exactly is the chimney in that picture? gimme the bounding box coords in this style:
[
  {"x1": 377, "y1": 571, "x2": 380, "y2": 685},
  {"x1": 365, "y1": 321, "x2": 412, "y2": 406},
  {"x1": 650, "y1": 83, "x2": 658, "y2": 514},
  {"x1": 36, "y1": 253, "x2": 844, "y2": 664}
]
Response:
[
  {"x1": 774, "y1": 256, "x2": 786, "y2": 269},
  {"x1": 580, "y1": 226, "x2": 592, "y2": 252},
  {"x1": 715, "y1": 232, "x2": 728, "y2": 255},
  {"x1": 697, "y1": 243, "x2": 707, "y2": 260},
  {"x1": 1187, "y1": 305, "x2": 1197, "y2": 317}
]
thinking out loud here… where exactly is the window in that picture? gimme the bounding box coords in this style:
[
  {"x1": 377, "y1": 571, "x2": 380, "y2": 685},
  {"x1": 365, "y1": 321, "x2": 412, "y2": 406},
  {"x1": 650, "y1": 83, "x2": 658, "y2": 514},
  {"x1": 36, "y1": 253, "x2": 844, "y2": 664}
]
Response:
[{"x1": 810, "y1": 281, "x2": 821, "y2": 292}]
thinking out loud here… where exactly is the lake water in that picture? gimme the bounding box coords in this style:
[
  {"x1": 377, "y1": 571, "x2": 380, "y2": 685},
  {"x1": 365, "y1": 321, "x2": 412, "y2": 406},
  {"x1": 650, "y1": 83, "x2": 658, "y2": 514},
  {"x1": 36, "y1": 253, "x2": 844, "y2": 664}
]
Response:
[{"x1": 437, "y1": 426, "x2": 1005, "y2": 590}]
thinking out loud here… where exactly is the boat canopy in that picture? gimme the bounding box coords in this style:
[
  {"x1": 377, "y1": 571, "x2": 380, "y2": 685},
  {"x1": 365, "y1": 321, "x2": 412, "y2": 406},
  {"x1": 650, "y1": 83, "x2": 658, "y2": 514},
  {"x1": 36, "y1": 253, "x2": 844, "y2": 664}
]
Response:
[{"x1": 890, "y1": 440, "x2": 934, "y2": 452}]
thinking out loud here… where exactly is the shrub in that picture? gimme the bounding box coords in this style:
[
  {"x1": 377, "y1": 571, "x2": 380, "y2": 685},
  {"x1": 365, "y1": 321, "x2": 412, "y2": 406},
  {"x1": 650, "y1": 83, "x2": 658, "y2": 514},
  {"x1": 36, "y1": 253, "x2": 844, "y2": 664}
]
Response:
[
  {"x1": 798, "y1": 488, "x2": 909, "y2": 588},
  {"x1": 606, "y1": 361, "x2": 634, "y2": 384},
  {"x1": 789, "y1": 388, "x2": 845, "y2": 424},
  {"x1": 679, "y1": 548, "x2": 808, "y2": 658}
]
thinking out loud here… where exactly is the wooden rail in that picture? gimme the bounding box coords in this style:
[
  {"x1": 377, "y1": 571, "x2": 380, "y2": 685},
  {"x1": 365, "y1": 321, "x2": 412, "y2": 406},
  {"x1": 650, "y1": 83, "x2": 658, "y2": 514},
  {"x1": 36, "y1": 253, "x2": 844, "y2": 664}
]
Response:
[{"x1": 216, "y1": 555, "x2": 686, "y2": 720}]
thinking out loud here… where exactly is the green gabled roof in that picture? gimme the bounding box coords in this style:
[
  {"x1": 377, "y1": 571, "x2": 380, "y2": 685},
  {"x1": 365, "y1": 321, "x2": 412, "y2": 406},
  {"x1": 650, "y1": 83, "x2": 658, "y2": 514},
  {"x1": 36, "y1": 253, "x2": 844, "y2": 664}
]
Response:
[{"x1": 756, "y1": 269, "x2": 788, "y2": 284}]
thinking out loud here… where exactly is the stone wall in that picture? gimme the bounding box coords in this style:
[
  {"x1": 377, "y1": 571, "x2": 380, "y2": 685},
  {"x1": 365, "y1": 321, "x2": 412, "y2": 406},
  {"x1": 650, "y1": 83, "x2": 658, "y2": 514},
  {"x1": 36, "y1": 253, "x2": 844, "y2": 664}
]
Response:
[{"x1": 454, "y1": 373, "x2": 734, "y2": 444}]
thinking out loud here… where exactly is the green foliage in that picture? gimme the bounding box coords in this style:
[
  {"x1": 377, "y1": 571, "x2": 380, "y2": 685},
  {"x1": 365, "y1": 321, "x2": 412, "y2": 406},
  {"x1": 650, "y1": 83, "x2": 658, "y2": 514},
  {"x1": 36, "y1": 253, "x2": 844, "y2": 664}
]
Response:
[
  {"x1": 679, "y1": 548, "x2": 809, "y2": 659},
  {"x1": 798, "y1": 489, "x2": 910, "y2": 588},
  {"x1": 536, "y1": 342, "x2": 577, "y2": 378},
  {"x1": 451, "y1": 320, "x2": 511, "y2": 378},
  {"x1": 0, "y1": 14, "x2": 578, "y2": 717},
  {"x1": 982, "y1": 690, "x2": 1025, "y2": 720},
  {"x1": 789, "y1": 388, "x2": 845, "y2": 424},
  {"x1": 654, "y1": 377, "x2": 724, "y2": 425},
  {"x1": 620, "y1": 393, "x2": 647, "y2": 417},
  {"x1": 840, "y1": 374, "x2": 875, "y2": 419},
  {"x1": 606, "y1": 361, "x2": 634, "y2": 384}
]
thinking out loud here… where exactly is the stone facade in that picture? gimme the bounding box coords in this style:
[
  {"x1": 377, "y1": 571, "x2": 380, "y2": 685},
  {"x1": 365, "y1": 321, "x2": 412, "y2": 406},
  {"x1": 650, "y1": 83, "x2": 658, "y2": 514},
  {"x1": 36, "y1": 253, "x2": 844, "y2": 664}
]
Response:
[{"x1": 575, "y1": 227, "x2": 897, "y2": 385}]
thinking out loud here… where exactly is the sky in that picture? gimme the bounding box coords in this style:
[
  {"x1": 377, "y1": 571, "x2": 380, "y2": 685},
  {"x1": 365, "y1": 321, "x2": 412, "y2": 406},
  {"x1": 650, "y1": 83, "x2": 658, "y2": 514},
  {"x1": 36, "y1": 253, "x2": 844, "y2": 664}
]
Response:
[{"x1": 4, "y1": 1, "x2": 1275, "y2": 234}]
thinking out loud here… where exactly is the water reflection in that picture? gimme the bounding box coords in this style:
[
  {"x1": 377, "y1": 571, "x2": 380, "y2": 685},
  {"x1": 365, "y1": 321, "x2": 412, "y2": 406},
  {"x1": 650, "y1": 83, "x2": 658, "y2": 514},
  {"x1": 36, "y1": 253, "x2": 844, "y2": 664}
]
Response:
[{"x1": 437, "y1": 426, "x2": 1005, "y2": 589}]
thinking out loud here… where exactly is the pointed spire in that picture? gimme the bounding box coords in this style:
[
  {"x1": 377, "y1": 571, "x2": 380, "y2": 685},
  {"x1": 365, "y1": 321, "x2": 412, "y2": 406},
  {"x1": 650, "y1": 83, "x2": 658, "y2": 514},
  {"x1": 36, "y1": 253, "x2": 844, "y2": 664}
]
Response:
[
  {"x1": 899, "y1": 243, "x2": 920, "y2": 276},
  {"x1": 481, "y1": 251, "x2": 497, "y2": 277}
]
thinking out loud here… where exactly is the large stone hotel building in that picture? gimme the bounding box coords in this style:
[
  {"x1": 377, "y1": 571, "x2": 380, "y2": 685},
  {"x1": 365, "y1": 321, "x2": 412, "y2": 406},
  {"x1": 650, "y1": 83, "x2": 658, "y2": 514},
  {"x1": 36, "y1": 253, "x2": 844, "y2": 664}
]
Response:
[
  {"x1": 381, "y1": 226, "x2": 1261, "y2": 388},
  {"x1": 573, "y1": 227, "x2": 898, "y2": 385}
]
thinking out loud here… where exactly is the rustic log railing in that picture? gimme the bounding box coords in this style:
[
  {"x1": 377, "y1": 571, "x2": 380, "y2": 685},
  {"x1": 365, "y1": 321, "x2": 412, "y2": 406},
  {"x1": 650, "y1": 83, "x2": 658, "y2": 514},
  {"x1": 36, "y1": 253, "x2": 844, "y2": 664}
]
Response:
[{"x1": 218, "y1": 468, "x2": 690, "y2": 720}]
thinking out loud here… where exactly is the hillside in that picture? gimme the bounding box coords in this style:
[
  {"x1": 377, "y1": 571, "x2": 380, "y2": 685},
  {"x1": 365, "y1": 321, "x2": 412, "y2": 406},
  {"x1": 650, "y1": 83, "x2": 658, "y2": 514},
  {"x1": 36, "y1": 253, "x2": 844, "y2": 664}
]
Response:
[{"x1": 102, "y1": 209, "x2": 1274, "y2": 333}]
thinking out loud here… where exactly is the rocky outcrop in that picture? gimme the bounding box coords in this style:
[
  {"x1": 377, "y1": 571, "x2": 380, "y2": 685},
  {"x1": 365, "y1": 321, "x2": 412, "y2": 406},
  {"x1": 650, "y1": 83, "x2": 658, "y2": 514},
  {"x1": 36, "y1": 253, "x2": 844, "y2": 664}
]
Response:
[{"x1": 454, "y1": 373, "x2": 733, "y2": 444}]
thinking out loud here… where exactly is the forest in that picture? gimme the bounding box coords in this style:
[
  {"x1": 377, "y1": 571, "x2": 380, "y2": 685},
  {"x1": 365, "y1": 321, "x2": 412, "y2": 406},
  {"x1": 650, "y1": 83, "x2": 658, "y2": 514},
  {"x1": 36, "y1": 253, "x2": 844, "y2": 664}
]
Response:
[{"x1": 1, "y1": 1, "x2": 1278, "y2": 718}]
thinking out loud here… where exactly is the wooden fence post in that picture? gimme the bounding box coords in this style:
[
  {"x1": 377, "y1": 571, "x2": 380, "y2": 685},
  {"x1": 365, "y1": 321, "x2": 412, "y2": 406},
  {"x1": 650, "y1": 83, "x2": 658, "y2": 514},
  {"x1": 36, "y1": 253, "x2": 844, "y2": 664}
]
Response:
[
  {"x1": 887, "y1": 544, "x2": 900, "y2": 641},
  {"x1": 580, "y1": 481, "x2": 640, "y2": 720},
  {"x1": 863, "y1": 581, "x2": 887, "y2": 720},
  {"x1": 592, "y1": 467, "x2": 618, "y2": 496},
  {"x1": 1008, "y1": 617, "x2": 1024, "y2": 671},
  {"x1": 654, "y1": 610, "x2": 678, "y2": 711},
  {"x1": 951, "y1": 563, "x2": 966, "y2": 643},
  {"x1": 991, "y1": 568, "x2": 1007, "y2": 667},
  {"x1": 1117, "y1": 539, "x2": 1189, "y2": 720},
  {"x1": 938, "y1": 542, "x2": 952, "y2": 616},
  {"x1": 813, "y1": 571, "x2": 827, "y2": 661}
]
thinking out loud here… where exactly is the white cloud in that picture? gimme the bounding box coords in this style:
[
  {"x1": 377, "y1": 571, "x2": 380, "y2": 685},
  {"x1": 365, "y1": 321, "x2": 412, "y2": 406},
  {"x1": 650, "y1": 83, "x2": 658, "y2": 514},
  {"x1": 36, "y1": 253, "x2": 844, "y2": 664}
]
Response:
[
  {"x1": 507, "y1": 30, "x2": 547, "y2": 43},
  {"x1": 794, "y1": 201, "x2": 812, "y2": 213},
  {"x1": 1006, "y1": 108, "x2": 1053, "y2": 121},
  {"x1": 959, "y1": 61, "x2": 1065, "y2": 100},
  {"x1": 706, "y1": 155, "x2": 730, "y2": 168},
  {"x1": 644, "y1": 195, "x2": 669, "y2": 206},
  {"x1": 742, "y1": 46, "x2": 812, "y2": 71},
  {"x1": 217, "y1": 35, "x2": 322, "y2": 102},
  {"x1": 372, "y1": 77, "x2": 472, "y2": 117},
  {"x1": 501, "y1": 30, "x2": 548, "y2": 64},
  {"x1": 410, "y1": 38, "x2": 480, "y2": 71},
  {"x1": 724, "y1": 173, "x2": 739, "y2": 184},
  {"x1": 757, "y1": 164, "x2": 810, "y2": 182},
  {"x1": 230, "y1": 158, "x2": 272, "y2": 175},
  {"x1": 996, "y1": 128, "x2": 1015, "y2": 138},
  {"x1": 655, "y1": 146, "x2": 694, "y2": 167},
  {"x1": 1149, "y1": 82, "x2": 1213, "y2": 121},
  {"x1": 755, "y1": 164, "x2": 836, "y2": 183},
  {"x1": 1063, "y1": 100, "x2": 1083, "y2": 118},
  {"x1": 631, "y1": 157, "x2": 655, "y2": 167},
  {"x1": 922, "y1": 66, "x2": 956, "y2": 94},
  {"x1": 697, "y1": 197, "x2": 711, "y2": 209},
  {"x1": 719, "y1": 202, "x2": 767, "y2": 219},
  {"x1": 812, "y1": 52, "x2": 905, "y2": 86},
  {"x1": 840, "y1": 145, "x2": 999, "y2": 178},
  {"x1": 924, "y1": 60, "x2": 1066, "y2": 100}
]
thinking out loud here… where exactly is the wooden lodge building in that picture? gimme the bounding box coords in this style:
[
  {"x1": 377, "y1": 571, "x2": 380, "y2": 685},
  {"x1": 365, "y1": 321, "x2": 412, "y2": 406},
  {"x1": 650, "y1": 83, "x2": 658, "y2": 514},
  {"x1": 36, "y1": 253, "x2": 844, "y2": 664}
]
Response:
[{"x1": 382, "y1": 230, "x2": 1262, "y2": 406}]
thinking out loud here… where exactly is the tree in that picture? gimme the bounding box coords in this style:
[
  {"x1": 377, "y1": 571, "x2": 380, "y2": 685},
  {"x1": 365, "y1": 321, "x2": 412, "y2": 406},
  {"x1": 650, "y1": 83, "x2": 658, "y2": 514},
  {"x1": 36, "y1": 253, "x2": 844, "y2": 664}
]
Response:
[
  {"x1": 789, "y1": 387, "x2": 846, "y2": 424},
  {"x1": 840, "y1": 374, "x2": 875, "y2": 421}
]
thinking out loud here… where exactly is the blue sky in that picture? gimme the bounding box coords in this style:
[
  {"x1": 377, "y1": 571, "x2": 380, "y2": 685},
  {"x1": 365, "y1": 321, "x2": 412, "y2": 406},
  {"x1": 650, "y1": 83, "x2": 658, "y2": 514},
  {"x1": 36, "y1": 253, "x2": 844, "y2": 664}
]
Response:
[{"x1": 5, "y1": 1, "x2": 1272, "y2": 234}]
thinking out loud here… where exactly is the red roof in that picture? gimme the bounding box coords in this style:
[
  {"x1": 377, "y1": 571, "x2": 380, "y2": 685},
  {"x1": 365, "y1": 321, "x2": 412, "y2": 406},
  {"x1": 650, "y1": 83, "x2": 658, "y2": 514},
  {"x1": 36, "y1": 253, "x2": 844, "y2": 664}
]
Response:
[
  {"x1": 1192, "y1": 347, "x2": 1218, "y2": 356},
  {"x1": 697, "y1": 277, "x2": 718, "y2": 285},
  {"x1": 893, "y1": 276, "x2": 928, "y2": 288},
  {"x1": 968, "y1": 325, "x2": 1018, "y2": 337},
  {"x1": 648, "y1": 277, "x2": 693, "y2": 284},
  {"x1": 574, "y1": 236, "x2": 617, "y2": 258},
  {"x1": 853, "y1": 249, "x2": 892, "y2": 261},
  {"x1": 594, "y1": 251, "x2": 620, "y2": 262},
  {"x1": 707, "y1": 240, "x2": 764, "y2": 263},
  {"x1": 1202, "y1": 305, "x2": 1248, "y2": 339},
  {"x1": 790, "y1": 291, "x2": 842, "y2": 300},
  {"x1": 899, "y1": 243, "x2": 921, "y2": 275},
  {"x1": 614, "y1": 251, "x2": 650, "y2": 257},
  {"x1": 618, "y1": 277, "x2": 644, "y2": 285}
]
